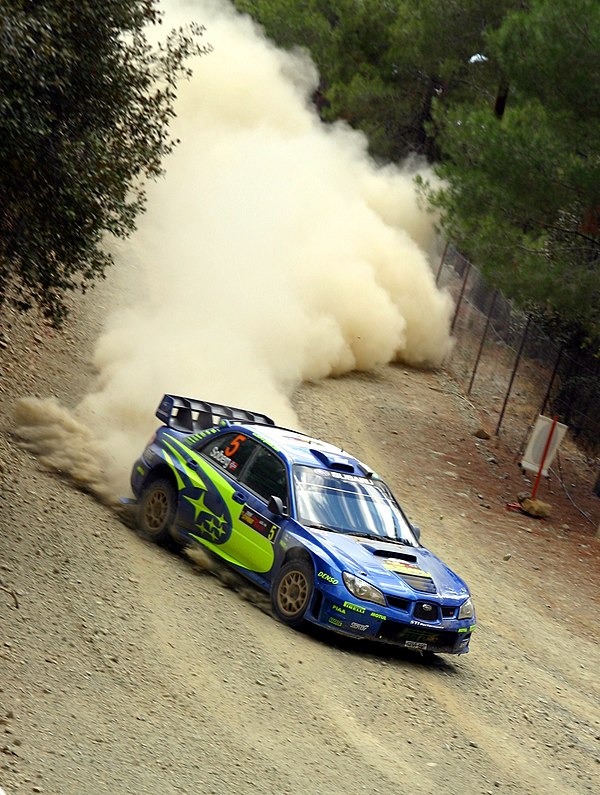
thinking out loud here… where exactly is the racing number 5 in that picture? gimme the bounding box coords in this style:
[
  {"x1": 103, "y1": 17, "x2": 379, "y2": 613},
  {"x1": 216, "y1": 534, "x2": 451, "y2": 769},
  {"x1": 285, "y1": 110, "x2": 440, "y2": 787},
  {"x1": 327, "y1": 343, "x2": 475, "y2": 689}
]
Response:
[{"x1": 225, "y1": 434, "x2": 247, "y2": 458}]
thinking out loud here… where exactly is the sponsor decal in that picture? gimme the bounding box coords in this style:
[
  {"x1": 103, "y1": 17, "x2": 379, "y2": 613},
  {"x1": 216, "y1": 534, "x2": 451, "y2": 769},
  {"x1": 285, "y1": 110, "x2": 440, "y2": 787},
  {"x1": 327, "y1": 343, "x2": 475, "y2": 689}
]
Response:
[
  {"x1": 136, "y1": 465, "x2": 146, "y2": 476},
  {"x1": 349, "y1": 622, "x2": 369, "y2": 631},
  {"x1": 329, "y1": 471, "x2": 364, "y2": 483},
  {"x1": 240, "y1": 506, "x2": 278, "y2": 543},
  {"x1": 411, "y1": 620, "x2": 438, "y2": 628},
  {"x1": 332, "y1": 604, "x2": 346, "y2": 614},
  {"x1": 209, "y1": 446, "x2": 234, "y2": 469},
  {"x1": 318, "y1": 571, "x2": 339, "y2": 585},
  {"x1": 343, "y1": 601, "x2": 366, "y2": 614},
  {"x1": 382, "y1": 559, "x2": 430, "y2": 578},
  {"x1": 370, "y1": 612, "x2": 386, "y2": 621},
  {"x1": 328, "y1": 617, "x2": 343, "y2": 627}
]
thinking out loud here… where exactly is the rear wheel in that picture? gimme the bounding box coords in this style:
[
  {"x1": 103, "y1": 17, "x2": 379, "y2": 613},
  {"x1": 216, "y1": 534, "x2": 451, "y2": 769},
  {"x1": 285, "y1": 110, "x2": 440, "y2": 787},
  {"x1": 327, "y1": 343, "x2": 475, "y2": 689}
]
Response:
[
  {"x1": 271, "y1": 559, "x2": 314, "y2": 627},
  {"x1": 137, "y1": 478, "x2": 178, "y2": 547}
]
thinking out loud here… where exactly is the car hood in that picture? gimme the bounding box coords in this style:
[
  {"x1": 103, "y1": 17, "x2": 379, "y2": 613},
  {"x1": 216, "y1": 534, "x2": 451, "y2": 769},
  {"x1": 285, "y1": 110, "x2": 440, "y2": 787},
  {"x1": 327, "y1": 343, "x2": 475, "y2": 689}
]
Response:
[{"x1": 309, "y1": 529, "x2": 470, "y2": 601}]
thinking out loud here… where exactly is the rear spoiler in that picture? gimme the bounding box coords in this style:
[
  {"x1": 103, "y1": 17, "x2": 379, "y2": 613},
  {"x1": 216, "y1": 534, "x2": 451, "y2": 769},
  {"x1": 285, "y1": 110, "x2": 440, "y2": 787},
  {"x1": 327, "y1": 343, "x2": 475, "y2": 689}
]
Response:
[{"x1": 156, "y1": 394, "x2": 275, "y2": 433}]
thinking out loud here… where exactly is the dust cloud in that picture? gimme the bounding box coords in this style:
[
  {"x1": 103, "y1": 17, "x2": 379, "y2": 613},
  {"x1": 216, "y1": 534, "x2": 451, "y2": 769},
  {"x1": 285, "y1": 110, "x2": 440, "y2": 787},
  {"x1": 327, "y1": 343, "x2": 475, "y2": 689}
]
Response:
[
  {"x1": 14, "y1": 0, "x2": 453, "y2": 500},
  {"x1": 185, "y1": 543, "x2": 273, "y2": 614}
]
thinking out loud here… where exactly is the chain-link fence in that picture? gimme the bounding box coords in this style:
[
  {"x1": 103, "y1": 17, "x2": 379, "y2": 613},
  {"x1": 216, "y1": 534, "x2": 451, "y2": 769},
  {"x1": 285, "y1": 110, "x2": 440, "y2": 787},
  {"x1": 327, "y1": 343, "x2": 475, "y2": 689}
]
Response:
[{"x1": 437, "y1": 246, "x2": 600, "y2": 460}]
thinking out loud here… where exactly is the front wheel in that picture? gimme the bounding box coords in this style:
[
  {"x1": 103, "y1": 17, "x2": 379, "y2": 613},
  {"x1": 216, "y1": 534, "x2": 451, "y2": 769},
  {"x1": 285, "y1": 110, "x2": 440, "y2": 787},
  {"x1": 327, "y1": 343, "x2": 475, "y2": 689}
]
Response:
[
  {"x1": 137, "y1": 478, "x2": 178, "y2": 547},
  {"x1": 271, "y1": 559, "x2": 314, "y2": 627}
]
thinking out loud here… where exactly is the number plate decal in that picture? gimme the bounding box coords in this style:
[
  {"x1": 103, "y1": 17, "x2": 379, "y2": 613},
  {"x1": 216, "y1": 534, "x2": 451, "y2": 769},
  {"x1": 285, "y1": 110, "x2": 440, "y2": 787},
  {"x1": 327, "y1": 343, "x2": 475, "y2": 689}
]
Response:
[
  {"x1": 240, "y1": 505, "x2": 279, "y2": 543},
  {"x1": 405, "y1": 640, "x2": 428, "y2": 650}
]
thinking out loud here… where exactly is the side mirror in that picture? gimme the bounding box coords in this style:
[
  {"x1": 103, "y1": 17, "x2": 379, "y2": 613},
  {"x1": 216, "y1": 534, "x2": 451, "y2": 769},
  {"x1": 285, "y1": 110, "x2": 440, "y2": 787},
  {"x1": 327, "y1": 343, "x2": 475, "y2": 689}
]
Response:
[
  {"x1": 411, "y1": 525, "x2": 421, "y2": 543},
  {"x1": 268, "y1": 495, "x2": 287, "y2": 517}
]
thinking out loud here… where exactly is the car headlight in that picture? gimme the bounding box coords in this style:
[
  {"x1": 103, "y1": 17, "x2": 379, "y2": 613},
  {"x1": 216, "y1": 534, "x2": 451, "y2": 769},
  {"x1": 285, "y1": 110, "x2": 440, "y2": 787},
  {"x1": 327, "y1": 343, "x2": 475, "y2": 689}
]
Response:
[
  {"x1": 458, "y1": 597, "x2": 475, "y2": 620},
  {"x1": 342, "y1": 572, "x2": 386, "y2": 606}
]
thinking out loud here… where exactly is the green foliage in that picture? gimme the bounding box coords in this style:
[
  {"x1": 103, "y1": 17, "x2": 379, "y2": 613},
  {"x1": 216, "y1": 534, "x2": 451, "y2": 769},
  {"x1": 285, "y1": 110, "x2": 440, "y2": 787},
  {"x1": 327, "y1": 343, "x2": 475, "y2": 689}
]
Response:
[
  {"x1": 235, "y1": 1, "x2": 333, "y2": 55},
  {"x1": 425, "y1": 0, "x2": 600, "y2": 347},
  {"x1": 0, "y1": 0, "x2": 211, "y2": 324},
  {"x1": 234, "y1": 0, "x2": 517, "y2": 161}
]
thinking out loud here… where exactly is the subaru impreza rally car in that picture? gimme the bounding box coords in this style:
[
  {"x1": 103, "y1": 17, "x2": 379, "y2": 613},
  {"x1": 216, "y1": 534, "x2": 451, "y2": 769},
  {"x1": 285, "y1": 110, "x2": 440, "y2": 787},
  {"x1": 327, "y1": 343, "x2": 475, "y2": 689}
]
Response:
[{"x1": 128, "y1": 395, "x2": 476, "y2": 655}]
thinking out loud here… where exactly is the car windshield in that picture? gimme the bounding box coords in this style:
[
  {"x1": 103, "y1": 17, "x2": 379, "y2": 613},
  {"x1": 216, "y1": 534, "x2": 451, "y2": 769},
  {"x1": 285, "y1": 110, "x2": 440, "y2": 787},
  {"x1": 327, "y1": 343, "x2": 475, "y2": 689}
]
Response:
[{"x1": 293, "y1": 465, "x2": 417, "y2": 544}]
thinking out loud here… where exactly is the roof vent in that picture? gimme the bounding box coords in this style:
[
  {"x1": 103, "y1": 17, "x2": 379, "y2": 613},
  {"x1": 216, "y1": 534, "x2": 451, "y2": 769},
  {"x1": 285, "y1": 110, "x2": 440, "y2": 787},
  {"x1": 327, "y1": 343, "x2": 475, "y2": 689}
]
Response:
[{"x1": 309, "y1": 448, "x2": 355, "y2": 472}]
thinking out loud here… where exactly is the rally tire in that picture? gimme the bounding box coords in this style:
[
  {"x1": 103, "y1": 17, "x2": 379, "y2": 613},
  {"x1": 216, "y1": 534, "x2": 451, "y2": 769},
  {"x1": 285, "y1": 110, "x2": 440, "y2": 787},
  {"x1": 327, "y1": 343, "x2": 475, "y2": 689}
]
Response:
[
  {"x1": 137, "y1": 478, "x2": 179, "y2": 547},
  {"x1": 271, "y1": 559, "x2": 314, "y2": 628}
]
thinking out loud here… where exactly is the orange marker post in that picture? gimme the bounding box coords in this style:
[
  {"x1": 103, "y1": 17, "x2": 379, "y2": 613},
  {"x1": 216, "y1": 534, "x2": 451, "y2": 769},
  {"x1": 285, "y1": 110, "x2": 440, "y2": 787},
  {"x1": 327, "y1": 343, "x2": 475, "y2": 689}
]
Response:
[{"x1": 530, "y1": 416, "x2": 558, "y2": 501}]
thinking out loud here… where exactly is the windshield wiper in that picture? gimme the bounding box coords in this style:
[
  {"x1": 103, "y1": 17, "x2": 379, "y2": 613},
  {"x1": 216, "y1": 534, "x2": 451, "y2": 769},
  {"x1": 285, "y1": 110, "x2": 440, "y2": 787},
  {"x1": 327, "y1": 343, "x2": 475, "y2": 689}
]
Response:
[
  {"x1": 305, "y1": 523, "x2": 343, "y2": 533},
  {"x1": 344, "y1": 531, "x2": 414, "y2": 546}
]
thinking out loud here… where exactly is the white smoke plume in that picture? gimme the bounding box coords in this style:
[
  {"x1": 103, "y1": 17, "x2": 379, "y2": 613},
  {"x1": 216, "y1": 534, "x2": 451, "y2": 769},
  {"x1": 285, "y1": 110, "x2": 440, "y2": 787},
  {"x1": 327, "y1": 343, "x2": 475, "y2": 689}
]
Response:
[{"x1": 14, "y1": 0, "x2": 452, "y2": 500}]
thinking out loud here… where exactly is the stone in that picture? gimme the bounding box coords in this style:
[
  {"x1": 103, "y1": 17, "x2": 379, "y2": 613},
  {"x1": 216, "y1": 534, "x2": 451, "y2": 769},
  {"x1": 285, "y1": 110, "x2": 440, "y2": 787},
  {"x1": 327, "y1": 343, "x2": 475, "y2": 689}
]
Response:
[{"x1": 518, "y1": 496, "x2": 552, "y2": 519}]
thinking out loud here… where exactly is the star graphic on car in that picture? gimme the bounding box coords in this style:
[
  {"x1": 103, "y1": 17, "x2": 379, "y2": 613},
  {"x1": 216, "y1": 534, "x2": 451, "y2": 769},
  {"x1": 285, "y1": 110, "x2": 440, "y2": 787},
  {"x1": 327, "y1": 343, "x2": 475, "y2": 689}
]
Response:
[
  {"x1": 184, "y1": 490, "x2": 210, "y2": 521},
  {"x1": 202, "y1": 515, "x2": 228, "y2": 541},
  {"x1": 184, "y1": 490, "x2": 227, "y2": 538}
]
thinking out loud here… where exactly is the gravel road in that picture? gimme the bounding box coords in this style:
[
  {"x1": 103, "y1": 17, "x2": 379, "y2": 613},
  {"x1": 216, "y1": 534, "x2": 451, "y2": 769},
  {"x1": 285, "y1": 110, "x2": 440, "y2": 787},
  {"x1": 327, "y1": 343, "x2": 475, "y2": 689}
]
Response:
[{"x1": 1, "y1": 272, "x2": 599, "y2": 795}]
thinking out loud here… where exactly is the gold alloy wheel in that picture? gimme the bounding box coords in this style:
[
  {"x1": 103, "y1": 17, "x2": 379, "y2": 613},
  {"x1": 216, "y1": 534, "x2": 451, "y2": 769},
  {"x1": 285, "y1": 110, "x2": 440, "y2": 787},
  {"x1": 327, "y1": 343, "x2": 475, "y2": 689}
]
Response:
[
  {"x1": 144, "y1": 486, "x2": 170, "y2": 532},
  {"x1": 277, "y1": 570, "x2": 310, "y2": 617}
]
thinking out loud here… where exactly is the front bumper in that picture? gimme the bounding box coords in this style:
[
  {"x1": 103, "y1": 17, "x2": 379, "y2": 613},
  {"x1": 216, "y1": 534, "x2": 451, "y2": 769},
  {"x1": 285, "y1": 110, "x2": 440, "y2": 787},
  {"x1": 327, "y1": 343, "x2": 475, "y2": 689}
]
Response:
[{"x1": 311, "y1": 589, "x2": 475, "y2": 655}]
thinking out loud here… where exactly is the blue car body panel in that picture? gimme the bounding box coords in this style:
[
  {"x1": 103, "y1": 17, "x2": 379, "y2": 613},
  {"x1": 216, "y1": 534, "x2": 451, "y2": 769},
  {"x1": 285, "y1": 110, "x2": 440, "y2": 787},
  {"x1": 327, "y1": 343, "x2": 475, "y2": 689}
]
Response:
[{"x1": 129, "y1": 395, "x2": 476, "y2": 655}]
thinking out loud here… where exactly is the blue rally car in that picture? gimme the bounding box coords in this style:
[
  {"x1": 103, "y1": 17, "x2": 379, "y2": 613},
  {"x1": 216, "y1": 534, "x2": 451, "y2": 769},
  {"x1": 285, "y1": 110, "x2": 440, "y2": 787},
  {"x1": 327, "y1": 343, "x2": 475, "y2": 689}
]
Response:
[{"x1": 129, "y1": 395, "x2": 476, "y2": 655}]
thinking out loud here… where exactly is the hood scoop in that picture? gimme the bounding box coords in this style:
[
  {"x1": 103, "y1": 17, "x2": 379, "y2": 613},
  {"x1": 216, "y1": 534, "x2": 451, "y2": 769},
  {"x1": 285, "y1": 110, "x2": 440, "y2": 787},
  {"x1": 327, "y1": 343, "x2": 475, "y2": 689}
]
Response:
[
  {"x1": 398, "y1": 574, "x2": 437, "y2": 594},
  {"x1": 371, "y1": 549, "x2": 438, "y2": 594},
  {"x1": 371, "y1": 548, "x2": 418, "y2": 564}
]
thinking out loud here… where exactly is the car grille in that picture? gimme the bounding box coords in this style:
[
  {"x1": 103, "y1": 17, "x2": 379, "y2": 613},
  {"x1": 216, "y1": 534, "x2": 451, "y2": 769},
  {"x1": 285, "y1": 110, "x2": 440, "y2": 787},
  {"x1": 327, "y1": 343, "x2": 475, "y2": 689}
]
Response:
[
  {"x1": 385, "y1": 597, "x2": 447, "y2": 622},
  {"x1": 386, "y1": 595, "x2": 410, "y2": 611},
  {"x1": 384, "y1": 597, "x2": 457, "y2": 623},
  {"x1": 413, "y1": 601, "x2": 440, "y2": 621},
  {"x1": 376, "y1": 621, "x2": 459, "y2": 650}
]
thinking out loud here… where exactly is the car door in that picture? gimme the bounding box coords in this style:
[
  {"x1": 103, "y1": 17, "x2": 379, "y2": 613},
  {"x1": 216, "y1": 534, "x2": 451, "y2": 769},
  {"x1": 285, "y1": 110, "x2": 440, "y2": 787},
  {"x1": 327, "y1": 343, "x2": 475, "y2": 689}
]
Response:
[
  {"x1": 178, "y1": 432, "x2": 287, "y2": 574},
  {"x1": 234, "y1": 443, "x2": 289, "y2": 574}
]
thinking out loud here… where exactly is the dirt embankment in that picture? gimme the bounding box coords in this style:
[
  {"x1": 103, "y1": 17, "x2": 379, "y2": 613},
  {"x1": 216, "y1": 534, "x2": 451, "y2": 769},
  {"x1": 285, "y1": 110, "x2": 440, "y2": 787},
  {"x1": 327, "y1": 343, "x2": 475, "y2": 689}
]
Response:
[{"x1": 1, "y1": 277, "x2": 599, "y2": 795}]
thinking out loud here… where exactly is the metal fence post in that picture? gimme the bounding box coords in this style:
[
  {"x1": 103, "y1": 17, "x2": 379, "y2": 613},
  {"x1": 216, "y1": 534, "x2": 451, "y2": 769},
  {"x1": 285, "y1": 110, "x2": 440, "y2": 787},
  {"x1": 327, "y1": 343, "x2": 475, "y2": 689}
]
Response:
[
  {"x1": 451, "y1": 260, "x2": 471, "y2": 333},
  {"x1": 495, "y1": 315, "x2": 531, "y2": 436},
  {"x1": 468, "y1": 289, "x2": 498, "y2": 396},
  {"x1": 436, "y1": 241, "x2": 449, "y2": 285},
  {"x1": 540, "y1": 344, "x2": 564, "y2": 417}
]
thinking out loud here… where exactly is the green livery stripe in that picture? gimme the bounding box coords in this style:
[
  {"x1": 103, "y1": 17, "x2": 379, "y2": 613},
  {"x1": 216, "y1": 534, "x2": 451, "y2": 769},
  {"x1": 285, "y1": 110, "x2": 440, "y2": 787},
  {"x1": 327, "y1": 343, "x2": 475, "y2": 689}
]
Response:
[
  {"x1": 161, "y1": 434, "x2": 275, "y2": 574},
  {"x1": 162, "y1": 448, "x2": 185, "y2": 490}
]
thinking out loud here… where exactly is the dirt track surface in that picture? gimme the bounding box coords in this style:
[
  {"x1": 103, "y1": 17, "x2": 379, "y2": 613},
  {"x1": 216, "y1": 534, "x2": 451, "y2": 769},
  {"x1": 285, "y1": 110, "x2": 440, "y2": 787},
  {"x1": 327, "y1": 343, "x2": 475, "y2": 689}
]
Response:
[{"x1": 1, "y1": 278, "x2": 599, "y2": 795}]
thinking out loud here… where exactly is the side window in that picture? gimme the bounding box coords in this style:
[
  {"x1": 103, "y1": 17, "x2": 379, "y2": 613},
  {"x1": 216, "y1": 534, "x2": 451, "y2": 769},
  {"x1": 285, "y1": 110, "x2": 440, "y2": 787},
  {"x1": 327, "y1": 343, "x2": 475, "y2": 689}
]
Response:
[
  {"x1": 197, "y1": 432, "x2": 256, "y2": 477},
  {"x1": 240, "y1": 446, "x2": 288, "y2": 504}
]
